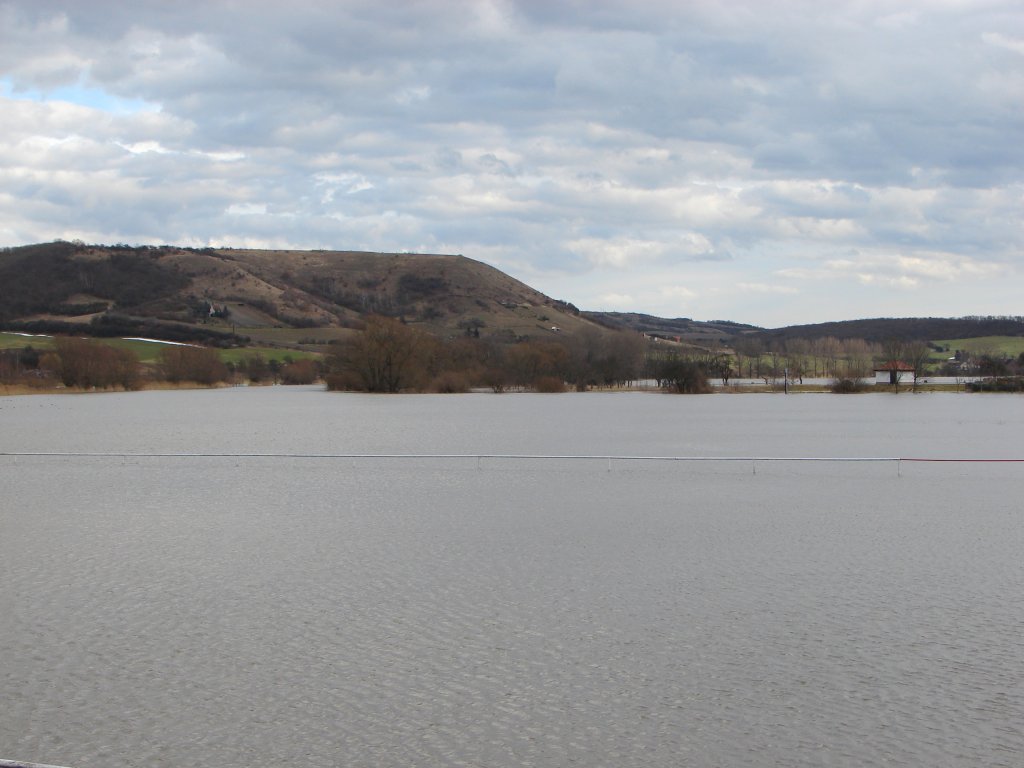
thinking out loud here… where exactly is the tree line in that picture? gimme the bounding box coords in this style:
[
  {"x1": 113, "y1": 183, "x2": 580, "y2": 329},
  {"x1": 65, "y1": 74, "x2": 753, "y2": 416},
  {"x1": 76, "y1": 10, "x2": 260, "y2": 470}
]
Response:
[
  {"x1": 324, "y1": 315, "x2": 737, "y2": 393},
  {"x1": 0, "y1": 339, "x2": 320, "y2": 390},
  {"x1": 5, "y1": 321, "x2": 1023, "y2": 394},
  {"x1": 326, "y1": 316, "x2": 1024, "y2": 394}
]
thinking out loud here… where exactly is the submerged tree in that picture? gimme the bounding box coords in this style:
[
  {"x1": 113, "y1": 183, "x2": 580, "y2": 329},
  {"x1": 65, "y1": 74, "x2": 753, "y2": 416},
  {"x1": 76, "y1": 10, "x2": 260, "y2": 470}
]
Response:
[
  {"x1": 159, "y1": 345, "x2": 229, "y2": 385},
  {"x1": 327, "y1": 315, "x2": 427, "y2": 392},
  {"x1": 53, "y1": 336, "x2": 141, "y2": 390},
  {"x1": 904, "y1": 341, "x2": 932, "y2": 392},
  {"x1": 648, "y1": 350, "x2": 712, "y2": 393}
]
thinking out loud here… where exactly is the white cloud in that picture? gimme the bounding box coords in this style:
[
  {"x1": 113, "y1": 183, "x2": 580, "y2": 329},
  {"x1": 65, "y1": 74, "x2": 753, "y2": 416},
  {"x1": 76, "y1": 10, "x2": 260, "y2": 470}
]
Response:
[
  {"x1": 737, "y1": 282, "x2": 799, "y2": 295},
  {"x1": 118, "y1": 140, "x2": 171, "y2": 154},
  {"x1": 226, "y1": 203, "x2": 266, "y2": 216},
  {"x1": 660, "y1": 285, "x2": 696, "y2": 300},
  {"x1": 982, "y1": 32, "x2": 1024, "y2": 56},
  {"x1": 0, "y1": 0, "x2": 1021, "y2": 324},
  {"x1": 393, "y1": 85, "x2": 431, "y2": 105},
  {"x1": 597, "y1": 292, "x2": 635, "y2": 307}
]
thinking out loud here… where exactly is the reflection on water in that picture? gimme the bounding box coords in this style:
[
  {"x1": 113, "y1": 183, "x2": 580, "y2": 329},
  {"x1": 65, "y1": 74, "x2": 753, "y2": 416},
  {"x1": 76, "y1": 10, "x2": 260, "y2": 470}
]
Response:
[{"x1": 1, "y1": 388, "x2": 1023, "y2": 767}]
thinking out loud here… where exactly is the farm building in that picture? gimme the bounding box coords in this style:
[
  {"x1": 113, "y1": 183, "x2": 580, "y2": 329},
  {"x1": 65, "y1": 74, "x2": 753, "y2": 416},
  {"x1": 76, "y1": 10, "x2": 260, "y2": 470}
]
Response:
[{"x1": 874, "y1": 360, "x2": 916, "y2": 385}]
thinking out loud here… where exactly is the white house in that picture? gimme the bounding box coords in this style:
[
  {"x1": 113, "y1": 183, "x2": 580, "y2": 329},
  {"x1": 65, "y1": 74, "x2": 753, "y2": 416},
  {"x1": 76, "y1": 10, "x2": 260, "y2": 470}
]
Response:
[{"x1": 874, "y1": 361, "x2": 915, "y2": 385}]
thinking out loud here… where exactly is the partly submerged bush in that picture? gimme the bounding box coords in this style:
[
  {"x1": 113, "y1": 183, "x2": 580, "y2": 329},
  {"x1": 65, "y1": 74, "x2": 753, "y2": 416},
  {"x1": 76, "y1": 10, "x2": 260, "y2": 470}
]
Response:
[
  {"x1": 280, "y1": 358, "x2": 319, "y2": 385},
  {"x1": 430, "y1": 370, "x2": 471, "y2": 393},
  {"x1": 533, "y1": 375, "x2": 566, "y2": 393},
  {"x1": 967, "y1": 377, "x2": 1024, "y2": 392},
  {"x1": 830, "y1": 377, "x2": 868, "y2": 393}
]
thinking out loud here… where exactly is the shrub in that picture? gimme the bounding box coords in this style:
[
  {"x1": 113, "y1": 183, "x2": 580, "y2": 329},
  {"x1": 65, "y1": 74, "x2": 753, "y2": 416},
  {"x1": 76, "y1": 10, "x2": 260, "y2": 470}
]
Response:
[
  {"x1": 430, "y1": 370, "x2": 471, "y2": 393},
  {"x1": 533, "y1": 375, "x2": 566, "y2": 393},
  {"x1": 830, "y1": 377, "x2": 868, "y2": 393},
  {"x1": 482, "y1": 366, "x2": 509, "y2": 393},
  {"x1": 53, "y1": 336, "x2": 142, "y2": 390},
  {"x1": 280, "y1": 359, "x2": 319, "y2": 385},
  {"x1": 968, "y1": 377, "x2": 1024, "y2": 392},
  {"x1": 325, "y1": 371, "x2": 362, "y2": 391},
  {"x1": 159, "y1": 345, "x2": 229, "y2": 385},
  {"x1": 655, "y1": 358, "x2": 712, "y2": 393}
]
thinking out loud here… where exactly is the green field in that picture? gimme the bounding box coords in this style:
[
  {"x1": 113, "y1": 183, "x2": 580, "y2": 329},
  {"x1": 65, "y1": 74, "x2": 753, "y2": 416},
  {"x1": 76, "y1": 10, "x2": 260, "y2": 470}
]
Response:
[
  {"x1": 933, "y1": 336, "x2": 1024, "y2": 358},
  {"x1": 0, "y1": 332, "x2": 319, "y2": 364},
  {"x1": 0, "y1": 331, "x2": 54, "y2": 351}
]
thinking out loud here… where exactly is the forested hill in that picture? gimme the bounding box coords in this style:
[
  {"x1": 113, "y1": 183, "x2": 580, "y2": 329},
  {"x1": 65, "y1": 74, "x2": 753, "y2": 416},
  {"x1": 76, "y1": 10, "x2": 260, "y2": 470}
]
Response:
[{"x1": 757, "y1": 316, "x2": 1024, "y2": 343}]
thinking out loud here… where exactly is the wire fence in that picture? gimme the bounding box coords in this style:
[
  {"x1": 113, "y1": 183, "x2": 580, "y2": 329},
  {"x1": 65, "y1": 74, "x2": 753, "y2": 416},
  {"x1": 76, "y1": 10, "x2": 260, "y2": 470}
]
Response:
[{"x1": 3, "y1": 451, "x2": 1024, "y2": 476}]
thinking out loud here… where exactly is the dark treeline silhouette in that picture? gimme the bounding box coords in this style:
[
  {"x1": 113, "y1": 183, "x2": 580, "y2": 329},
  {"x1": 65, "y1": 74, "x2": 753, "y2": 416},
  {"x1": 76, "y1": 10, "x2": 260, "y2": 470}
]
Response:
[
  {"x1": 0, "y1": 241, "x2": 190, "y2": 320},
  {"x1": 2, "y1": 316, "x2": 245, "y2": 347},
  {"x1": 757, "y1": 316, "x2": 1024, "y2": 343}
]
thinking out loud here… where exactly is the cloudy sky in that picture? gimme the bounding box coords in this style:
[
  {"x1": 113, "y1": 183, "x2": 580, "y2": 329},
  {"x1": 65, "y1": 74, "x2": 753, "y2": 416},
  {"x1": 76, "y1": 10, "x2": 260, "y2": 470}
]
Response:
[{"x1": 1, "y1": 1, "x2": 1021, "y2": 326}]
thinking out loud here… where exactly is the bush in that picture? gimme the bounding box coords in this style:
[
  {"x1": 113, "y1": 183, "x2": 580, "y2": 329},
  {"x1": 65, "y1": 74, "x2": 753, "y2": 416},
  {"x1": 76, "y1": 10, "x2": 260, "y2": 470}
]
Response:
[
  {"x1": 481, "y1": 366, "x2": 509, "y2": 393},
  {"x1": 159, "y1": 345, "x2": 230, "y2": 385},
  {"x1": 53, "y1": 336, "x2": 142, "y2": 390},
  {"x1": 430, "y1": 370, "x2": 471, "y2": 393},
  {"x1": 830, "y1": 377, "x2": 868, "y2": 393},
  {"x1": 533, "y1": 375, "x2": 566, "y2": 393},
  {"x1": 325, "y1": 371, "x2": 362, "y2": 391},
  {"x1": 280, "y1": 359, "x2": 319, "y2": 385},
  {"x1": 968, "y1": 377, "x2": 1024, "y2": 392},
  {"x1": 656, "y1": 358, "x2": 711, "y2": 393}
]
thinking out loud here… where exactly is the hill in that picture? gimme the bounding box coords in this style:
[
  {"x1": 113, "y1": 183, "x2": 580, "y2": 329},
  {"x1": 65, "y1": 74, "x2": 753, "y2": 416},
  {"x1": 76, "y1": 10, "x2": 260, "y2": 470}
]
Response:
[
  {"x1": 755, "y1": 316, "x2": 1024, "y2": 343},
  {"x1": 583, "y1": 311, "x2": 761, "y2": 345},
  {"x1": 0, "y1": 242, "x2": 605, "y2": 349},
  {"x1": 587, "y1": 311, "x2": 1024, "y2": 347},
  {"x1": 2, "y1": 243, "x2": 1020, "y2": 352}
]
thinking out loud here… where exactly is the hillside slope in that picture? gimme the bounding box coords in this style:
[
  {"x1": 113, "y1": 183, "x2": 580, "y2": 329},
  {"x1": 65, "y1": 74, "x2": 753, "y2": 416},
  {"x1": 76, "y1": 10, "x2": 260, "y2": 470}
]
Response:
[
  {"x1": 3, "y1": 243, "x2": 1018, "y2": 350},
  {"x1": 0, "y1": 242, "x2": 598, "y2": 347}
]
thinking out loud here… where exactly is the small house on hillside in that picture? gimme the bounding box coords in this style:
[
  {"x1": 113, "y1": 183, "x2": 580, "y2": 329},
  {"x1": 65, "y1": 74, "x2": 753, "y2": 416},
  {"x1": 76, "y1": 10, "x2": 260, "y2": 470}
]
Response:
[{"x1": 874, "y1": 360, "x2": 915, "y2": 385}]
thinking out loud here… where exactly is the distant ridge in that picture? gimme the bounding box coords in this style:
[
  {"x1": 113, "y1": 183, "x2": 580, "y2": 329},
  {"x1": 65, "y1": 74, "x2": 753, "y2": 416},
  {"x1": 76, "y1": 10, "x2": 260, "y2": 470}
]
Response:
[
  {"x1": 0, "y1": 242, "x2": 604, "y2": 347},
  {"x1": 582, "y1": 311, "x2": 761, "y2": 345},
  {"x1": 580, "y1": 311, "x2": 1024, "y2": 346},
  {"x1": 756, "y1": 316, "x2": 1024, "y2": 343},
  {"x1": 1, "y1": 242, "x2": 1019, "y2": 349}
]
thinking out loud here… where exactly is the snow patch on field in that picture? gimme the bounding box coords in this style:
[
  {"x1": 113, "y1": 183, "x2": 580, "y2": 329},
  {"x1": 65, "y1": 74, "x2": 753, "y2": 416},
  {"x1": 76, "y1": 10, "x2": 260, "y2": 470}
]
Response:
[{"x1": 122, "y1": 338, "x2": 199, "y2": 347}]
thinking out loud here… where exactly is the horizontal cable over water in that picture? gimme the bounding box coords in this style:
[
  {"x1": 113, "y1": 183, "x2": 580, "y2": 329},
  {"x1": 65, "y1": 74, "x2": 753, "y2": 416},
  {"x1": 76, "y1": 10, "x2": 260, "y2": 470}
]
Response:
[{"x1": 2, "y1": 452, "x2": 1022, "y2": 463}]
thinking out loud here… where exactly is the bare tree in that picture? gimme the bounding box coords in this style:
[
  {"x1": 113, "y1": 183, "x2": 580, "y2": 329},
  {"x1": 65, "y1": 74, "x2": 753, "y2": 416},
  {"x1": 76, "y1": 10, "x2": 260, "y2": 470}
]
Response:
[
  {"x1": 904, "y1": 341, "x2": 932, "y2": 392},
  {"x1": 819, "y1": 336, "x2": 842, "y2": 378},
  {"x1": 159, "y1": 345, "x2": 229, "y2": 385},
  {"x1": 327, "y1": 315, "x2": 427, "y2": 392},
  {"x1": 844, "y1": 338, "x2": 876, "y2": 380},
  {"x1": 53, "y1": 337, "x2": 141, "y2": 390},
  {"x1": 733, "y1": 337, "x2": 763, "y2": 379},
  {"x1": 649, "y1": 350, "x2": 712, "y2": 393}
]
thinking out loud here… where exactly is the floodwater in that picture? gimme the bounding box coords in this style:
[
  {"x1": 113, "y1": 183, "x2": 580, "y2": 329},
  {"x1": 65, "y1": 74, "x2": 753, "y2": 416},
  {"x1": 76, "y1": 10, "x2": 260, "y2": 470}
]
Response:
[{"x1": 1, "y1": 387, "x2": 1022, "y2": 767}]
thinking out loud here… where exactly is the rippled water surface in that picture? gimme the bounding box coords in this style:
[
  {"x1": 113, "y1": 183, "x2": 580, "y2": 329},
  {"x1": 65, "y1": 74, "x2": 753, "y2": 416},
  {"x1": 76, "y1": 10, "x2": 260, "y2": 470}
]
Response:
[{"x1": 2, "y1": 388, "x2": 1022, "y2": 767}]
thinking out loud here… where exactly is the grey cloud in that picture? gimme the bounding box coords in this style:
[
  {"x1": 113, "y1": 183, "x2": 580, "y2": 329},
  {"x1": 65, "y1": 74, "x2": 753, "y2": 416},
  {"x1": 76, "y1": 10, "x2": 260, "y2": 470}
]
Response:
[{"x1": 1, "y1": 0, "x2": 1022, "y2": 323}]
